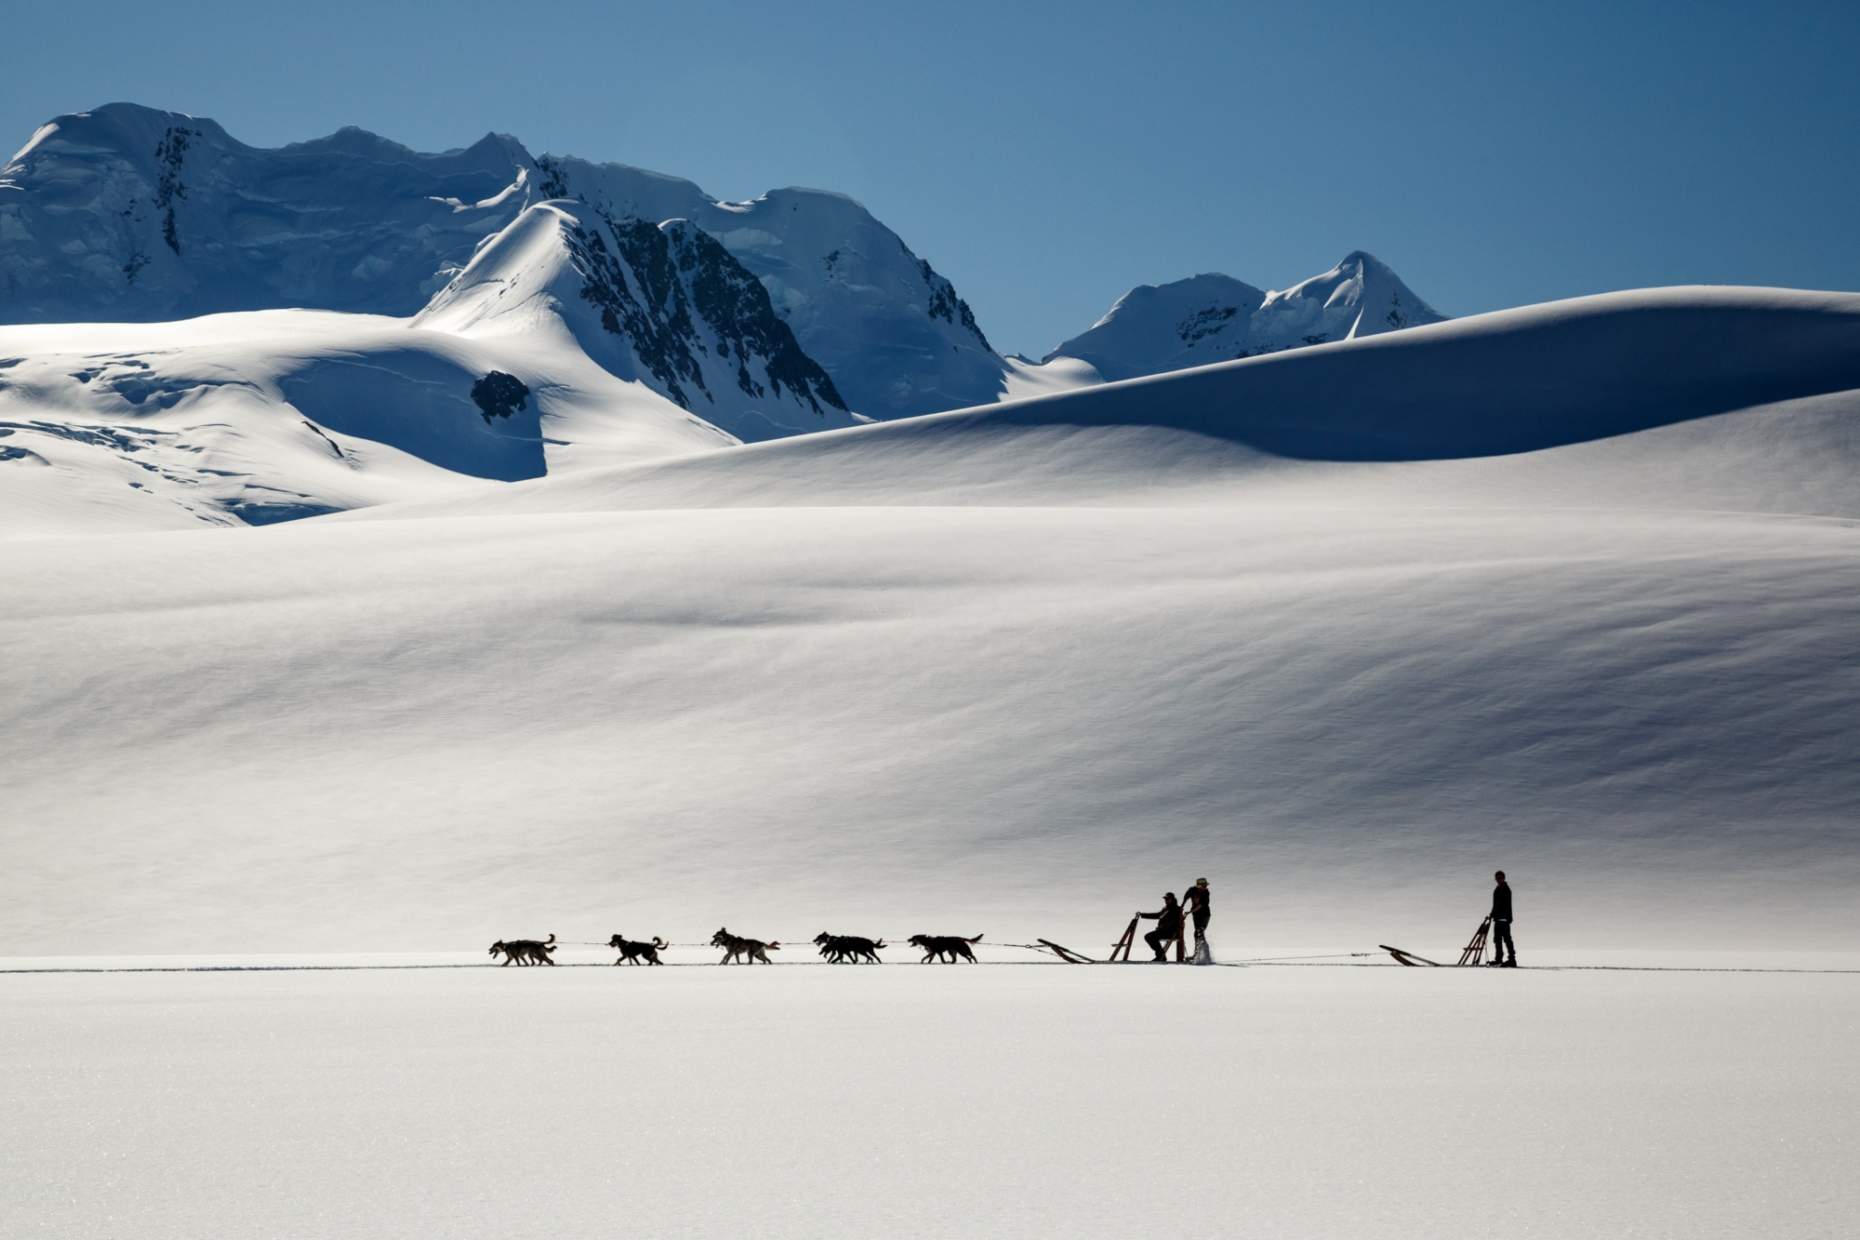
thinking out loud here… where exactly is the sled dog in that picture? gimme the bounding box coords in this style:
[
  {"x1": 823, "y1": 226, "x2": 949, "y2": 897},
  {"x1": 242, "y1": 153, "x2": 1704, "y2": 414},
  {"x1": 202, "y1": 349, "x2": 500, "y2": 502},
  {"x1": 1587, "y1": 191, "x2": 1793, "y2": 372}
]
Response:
[
  {"x1": 607, "y1": 934, "x2": 670, "y2": 965},
  {"x1": 489, "y1": 933, "x2": 557, "y2": 966},
  {"x1": 908, "y1": 933, "x2": 983, "y2": 963},
  {"x1": 711, "y1": 927, "x2": 780, "y2": 964},
  {"x1": 814, "y1": 932, "x2": 886, "y2": 963}
]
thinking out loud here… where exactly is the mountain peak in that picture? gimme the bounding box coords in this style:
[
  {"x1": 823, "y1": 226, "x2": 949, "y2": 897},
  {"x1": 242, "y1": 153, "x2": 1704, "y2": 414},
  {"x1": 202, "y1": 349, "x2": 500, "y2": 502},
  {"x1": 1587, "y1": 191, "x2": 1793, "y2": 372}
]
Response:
[
  {"x1": 5, "y1": 102, "x2": 231, "y2": 171},
  {"x1": 419, "y1": 201, "x2": 853, "y2": 442},
  {"x1": 1047, "y1": 255, "x2": 1446, "y2": 379}
]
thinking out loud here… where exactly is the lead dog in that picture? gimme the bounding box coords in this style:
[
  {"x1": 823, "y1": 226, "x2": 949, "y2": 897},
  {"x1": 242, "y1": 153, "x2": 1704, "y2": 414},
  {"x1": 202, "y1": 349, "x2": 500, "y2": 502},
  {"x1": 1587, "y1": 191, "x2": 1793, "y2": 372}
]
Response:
[
  {"x1": 607, "y1": 933, "x2": 669, "y2": 966},
  {"x1": 489, "y1": 933, "x2": 557, "y2": 966},
  {"x1": 814, "y1": 932, "x2": 886, "y2": 963},
  {"x1": 711, "y1": 927, "x2": 780, "y2": 964},
  {"x1": 908, "y1": 933, "x2": 982, "y2": 963}
]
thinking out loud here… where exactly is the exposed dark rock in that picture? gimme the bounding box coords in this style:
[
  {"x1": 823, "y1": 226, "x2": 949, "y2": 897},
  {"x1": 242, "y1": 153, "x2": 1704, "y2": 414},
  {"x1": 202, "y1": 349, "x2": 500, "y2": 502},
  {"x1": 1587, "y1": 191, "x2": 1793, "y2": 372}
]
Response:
[
  {"x1": 666, "y1": 223, "x2": 846, "y2": 414},
  {"x1": 534, "y1": 155, "x2": 570, "y2": 200},
  {"x1": 470, "y1": 371, "x2": 530, "y2": 423},
  {"x1": 1179, "y1": 305, "x2": 1239, "y2": 344},
  {"x1": 563, "y1": 208, "x2": 845, "y2": 418},
  {"x1": 565, "y1": 211, "x2": 708, "y2": 408},
  {"x1": 919, "y1": 256, "x2": 992, "y2": 352},
  {"x1": 152, "y1": 127, "x2": 195, "y2": 255}
]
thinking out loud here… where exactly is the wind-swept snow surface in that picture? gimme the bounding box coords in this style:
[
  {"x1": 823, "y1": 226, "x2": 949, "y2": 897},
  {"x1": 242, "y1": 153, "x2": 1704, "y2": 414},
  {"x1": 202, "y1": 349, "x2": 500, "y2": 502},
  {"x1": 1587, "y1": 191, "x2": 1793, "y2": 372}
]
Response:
[
  {"x1": 5, "y1": 966, "x2": 1857, "y2": 1239},
  {"x1": 3, "y1": 287, "x2": 1858, "y2": 956}
]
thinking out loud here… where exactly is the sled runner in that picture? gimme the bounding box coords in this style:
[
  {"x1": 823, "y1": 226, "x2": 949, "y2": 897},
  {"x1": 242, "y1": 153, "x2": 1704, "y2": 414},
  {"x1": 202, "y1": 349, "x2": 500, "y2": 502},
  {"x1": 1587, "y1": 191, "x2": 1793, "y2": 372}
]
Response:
[
  {"x1": 1036, "y1": 938, "x2": 1097, "y2": 964},
  {"x1": 1381, "y1": 918, "x2": 1492, "y2": 967}
]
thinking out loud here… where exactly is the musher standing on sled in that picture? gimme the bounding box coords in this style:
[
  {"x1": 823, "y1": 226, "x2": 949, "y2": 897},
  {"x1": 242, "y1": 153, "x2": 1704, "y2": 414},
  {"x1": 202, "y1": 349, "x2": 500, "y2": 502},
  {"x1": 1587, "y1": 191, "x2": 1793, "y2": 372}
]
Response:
[
  {"x1": 1489, "y1": 871, "x2": 1516, "y2": 967},
  {"x1": 1182, "y1": 877, "x2": 1211, "y2": 958}
]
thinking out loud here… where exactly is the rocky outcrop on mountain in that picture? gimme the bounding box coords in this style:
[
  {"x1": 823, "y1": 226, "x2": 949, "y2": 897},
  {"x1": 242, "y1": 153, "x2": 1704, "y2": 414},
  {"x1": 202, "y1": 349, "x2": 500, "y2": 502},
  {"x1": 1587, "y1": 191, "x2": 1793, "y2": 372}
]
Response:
[{"x1": 417, "y1": 201, "x2": 853, "y2": 442}]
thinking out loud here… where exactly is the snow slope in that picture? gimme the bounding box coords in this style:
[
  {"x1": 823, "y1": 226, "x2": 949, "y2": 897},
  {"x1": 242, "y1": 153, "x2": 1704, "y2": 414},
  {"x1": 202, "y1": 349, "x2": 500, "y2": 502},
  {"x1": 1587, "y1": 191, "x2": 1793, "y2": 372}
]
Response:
[
  {"x1": 3, "y1": 287, "x2": 1857, "y2": 957},
  {"x1": 1046, "y1": 252, "x2": 1445, "y2": 380},
  {"x1": 0, "y1": 308, "x2": 727, "y2": 536},
  {"x1": 362, "y1": 287, "x2": 1860, "y2": 518}
]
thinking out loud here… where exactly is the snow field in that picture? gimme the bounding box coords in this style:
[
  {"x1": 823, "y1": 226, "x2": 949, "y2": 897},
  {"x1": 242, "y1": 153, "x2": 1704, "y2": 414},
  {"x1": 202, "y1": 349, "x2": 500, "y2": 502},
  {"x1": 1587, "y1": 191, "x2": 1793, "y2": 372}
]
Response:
[
  {"x1": 3, "y1": 964, "x2": 1855, "y2": 1239},
  {"x1": 4, "y1": 501, "x2": 1857, "y2": 956}
]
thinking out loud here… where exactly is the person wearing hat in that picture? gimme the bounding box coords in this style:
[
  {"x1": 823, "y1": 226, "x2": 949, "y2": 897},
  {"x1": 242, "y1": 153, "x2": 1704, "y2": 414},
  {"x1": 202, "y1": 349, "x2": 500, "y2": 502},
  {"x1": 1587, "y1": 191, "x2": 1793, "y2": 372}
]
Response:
[
  {"x1": 1181, "y1": 877, "x2": 1211, "y2": 950},
  {"x1": 1137, "y1": 892, "x2": 1184, "y2": 962}
]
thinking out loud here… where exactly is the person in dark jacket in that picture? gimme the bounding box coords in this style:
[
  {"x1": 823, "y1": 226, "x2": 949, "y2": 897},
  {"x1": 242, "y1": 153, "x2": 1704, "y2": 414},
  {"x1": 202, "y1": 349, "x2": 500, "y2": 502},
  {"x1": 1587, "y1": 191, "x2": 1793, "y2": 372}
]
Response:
[
  {"x1": 1138, "y1": 892, "x2": 1183, "y2": 961},
  {"x1": 1182, "y1": 877, "x2": 1211, "y2": 950},
  {"x1": 1489, "y1": 870, "x2": 1516, "y2": 967}
]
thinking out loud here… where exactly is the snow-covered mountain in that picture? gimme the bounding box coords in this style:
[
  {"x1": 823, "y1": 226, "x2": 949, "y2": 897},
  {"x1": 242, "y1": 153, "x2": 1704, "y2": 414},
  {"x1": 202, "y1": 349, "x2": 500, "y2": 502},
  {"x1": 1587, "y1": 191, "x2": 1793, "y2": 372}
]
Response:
[
  {"x1": 1045, "y1": 253, "x2": 1444, "y2": 381},
  {"x1": 0, "y1": 104, "x2": 530, "y2": 319},
  {"x1": 417, "y1": 201, "x2": 855, "y2": 442},
  {"x1": 0, "y1": 101, "x2": 1470, "y2": 532},
  {"x1": 0, "y1": 103, "x2": 1006, "y2": 421},
  {"x1": 2, "y1": 103, "x2": 1452, "y2": 430},
  {"x1": 0, "y1": 191, "x2": 873, "y2": 536},
  {"x1": 526, "y1": 157, "x2": 1007, "y2": 421}
]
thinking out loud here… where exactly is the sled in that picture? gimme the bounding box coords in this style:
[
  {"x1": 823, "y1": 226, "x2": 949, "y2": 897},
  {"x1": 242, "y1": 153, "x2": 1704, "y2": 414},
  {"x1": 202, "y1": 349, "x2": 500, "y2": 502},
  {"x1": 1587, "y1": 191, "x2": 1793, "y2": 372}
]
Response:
[
  {"x1": 1108, "y1": 909, "x2": 1191, "y2": 963},
  {"x1": 1108, "y1": 917, "x2": 1140, "y2": 962},
  {"x1": 1380, "y1": 917, "x2": 1492, "y2": 967},
  {"x1": 1036, "y1": 938, "x2": 1098, "y2": 964}
]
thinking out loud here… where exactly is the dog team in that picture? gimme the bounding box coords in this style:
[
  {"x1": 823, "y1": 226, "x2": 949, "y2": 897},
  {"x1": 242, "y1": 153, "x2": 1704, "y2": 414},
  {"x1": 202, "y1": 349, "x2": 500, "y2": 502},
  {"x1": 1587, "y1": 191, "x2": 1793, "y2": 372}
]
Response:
[{"x1": 486, "y1": 928, "x2": 988, "y2": 966}]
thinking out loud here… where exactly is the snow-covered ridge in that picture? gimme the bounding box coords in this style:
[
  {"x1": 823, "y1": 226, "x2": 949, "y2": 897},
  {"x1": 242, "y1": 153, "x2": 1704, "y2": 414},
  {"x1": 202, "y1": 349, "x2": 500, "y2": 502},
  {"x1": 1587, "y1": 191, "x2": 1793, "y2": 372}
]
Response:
[
  {"x1": 0, "y1": 104, "x2": 533, "y2": 320},
  {"x1": 354, "y1": 286, "x2": 1860, "y2": 522}
]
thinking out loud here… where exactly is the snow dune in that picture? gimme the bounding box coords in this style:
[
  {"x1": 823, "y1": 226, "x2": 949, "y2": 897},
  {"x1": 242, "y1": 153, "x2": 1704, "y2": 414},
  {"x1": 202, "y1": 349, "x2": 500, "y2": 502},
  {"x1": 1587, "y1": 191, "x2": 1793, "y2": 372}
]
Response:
[
  {"x1": 362, "y1": 286, "x2": 1860, "y2": 519},
  {"x1": 3, "y1": 287, "x2": 1858, "y2": 958}
]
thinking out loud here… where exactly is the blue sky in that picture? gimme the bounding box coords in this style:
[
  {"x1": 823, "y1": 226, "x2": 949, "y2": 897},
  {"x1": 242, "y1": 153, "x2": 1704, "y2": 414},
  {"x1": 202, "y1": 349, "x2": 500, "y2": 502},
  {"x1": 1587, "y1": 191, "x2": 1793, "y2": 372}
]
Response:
[{"x1": 4, "y1": 1, "x2": 1856, "y2": 355}]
